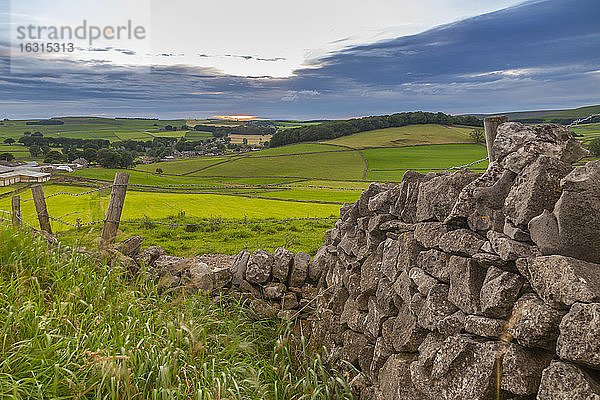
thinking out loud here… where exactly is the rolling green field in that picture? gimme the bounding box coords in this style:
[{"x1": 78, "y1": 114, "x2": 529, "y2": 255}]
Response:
[
  {"x1": 0, "y1": 117, "x2": 189, "y2": 142},
  {"x1": 323, "y1": 124, "x2": 474, "y2": 148},
  {"x1": 0, "y1": 120, "x2": 538, "y2": 256}
]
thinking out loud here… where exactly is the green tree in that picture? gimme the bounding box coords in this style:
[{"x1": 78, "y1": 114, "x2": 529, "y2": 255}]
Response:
[
  {"x1": 0, "y1": 152, "x2": 14, "y2": 161},
  {"x1": 43, "y1": 150, "x2": 67, "y2": 163},
  {"x1": 469, "y1": 129, "x2": 485, "y2": 143},
  {"x1": 589, "y1": 138, "x2": 600, "y2": 156},
  {"x1": 3, "y1": 138, "x2": 15, "y2": 144},
  {"x1": 29, "y1": 145, "x2": 42, "y2": 157}
]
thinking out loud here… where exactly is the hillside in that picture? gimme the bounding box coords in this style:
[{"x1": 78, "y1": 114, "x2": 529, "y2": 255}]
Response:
[{"x1": 478, "y1": 104, "x2": 600, "y2": 123}]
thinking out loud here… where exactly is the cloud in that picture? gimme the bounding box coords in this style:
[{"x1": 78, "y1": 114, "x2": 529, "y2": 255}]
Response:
[{"x1": 0, "y1": 0, "x2": 599, "y2": 119}]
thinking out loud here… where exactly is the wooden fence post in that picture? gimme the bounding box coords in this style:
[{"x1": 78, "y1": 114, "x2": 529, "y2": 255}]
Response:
[
  {"x1": 99, "y1": 173, "x2": 129, "y2": 249},
  {"x1": 483, "y1": 115, "x2": 509, "y2": 165},
  {"x1": 11, "y1": 195, "x2": 22, "y2": 229},
  {"x1": 31, "y1": 185, "x2": 52, "y2": 233}
]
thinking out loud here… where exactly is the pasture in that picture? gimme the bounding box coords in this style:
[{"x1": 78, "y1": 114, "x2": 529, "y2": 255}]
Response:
[
  {"x1": 323, "y1": 124, "x2": 474, "y2": 148},
  {"x1": 0, "y1": 121, "x2": 504, "y2": 256}
]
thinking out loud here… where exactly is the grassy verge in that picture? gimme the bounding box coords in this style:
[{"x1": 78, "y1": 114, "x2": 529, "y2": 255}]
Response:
[
  {"x1": 0, "y1": 224, "x2": 354, "y2": 399},
  {"x1": 58, "y1": 216, "x2": 336, "y2": 256}
]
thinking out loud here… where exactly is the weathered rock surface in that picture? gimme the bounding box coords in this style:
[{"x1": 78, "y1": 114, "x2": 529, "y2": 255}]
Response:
[
  {"x1": 480, "y1": 266, "x2": 524, "y2": 318},
  {"x1": 448, "y1": 256, "x2": 486, "y2": 314},
  {"x1": 529, "y1": 161, "x2": 600, "y2": 264},
  {"x1": 416, "y1": 170, "x2": 480, "y2": 222},
  {"x1": 116, "y1": 236, "x2": 143, "y2": 257},
  {"x1": 507, "y1": 293, "x2": 565, "y2": 351},
  {"x1": 526, "y1": 255, "x2": 600, "y2": 309},
  {"x1": 410, "y1": 334, "x2": 498, "y2": 400},
  {"x1": 273, "y1": 247, "x2": 294, "y2": 282},
  {"x1": 289, "y1": 252, "x2": 310, "y2": 287},
  {"x1": 537, "y1": 360, "x2": 600, "y2": 400},
  {"x1": 439, "y1": 229, "x2": 485, "y2": 256},
  {"x1": 246, "y1": 249, "x2": 274, "y2": 284},
  {"x1": 230, "y1": 250, "x2": 250, "y2": 285},
  {"x1": 375, "y1": 354, "x2": 425, "y2": 400},
  {"x1": 504, "y1": 155, "x2": 572, "y2": 229},
  {"x1": 557, "y1": 302, "x2": 600, "y2": 369}
]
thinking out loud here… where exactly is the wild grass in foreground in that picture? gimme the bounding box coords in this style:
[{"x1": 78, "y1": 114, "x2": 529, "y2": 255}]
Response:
[{"x1": 0, "y1": 224, "x2": 353, "y2": 399}]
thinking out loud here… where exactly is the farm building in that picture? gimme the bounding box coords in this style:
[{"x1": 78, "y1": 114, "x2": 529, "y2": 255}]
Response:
[{"x1": 0, "y1": 165, "x2": 51, "y2": 186}]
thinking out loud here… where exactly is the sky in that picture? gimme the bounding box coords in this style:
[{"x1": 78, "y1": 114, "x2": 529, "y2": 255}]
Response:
[{"x1": 0, "y1": 0, "x2": 599, "y2": 119}]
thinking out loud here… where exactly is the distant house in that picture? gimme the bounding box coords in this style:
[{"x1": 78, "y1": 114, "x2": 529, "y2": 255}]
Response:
[{"x1": 72, "y1": 158, "x2": 89, "y2": 168}]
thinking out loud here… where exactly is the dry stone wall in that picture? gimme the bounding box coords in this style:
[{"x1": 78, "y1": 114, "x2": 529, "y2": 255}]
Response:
[
  {"x1": 106, "y1": 122, "x2": 600, "y2": 400},
  {"x1": 307, "y1": 123, "x2": 600, "y2": 400}
]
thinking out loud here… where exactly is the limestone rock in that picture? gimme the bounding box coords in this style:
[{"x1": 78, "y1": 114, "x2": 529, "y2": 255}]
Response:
[
  {"x1": 366, "y1": 296, "x2": 387, "y2": 338},
  {"x1": 410, "y1": 334, "x2": 498, "y2": 400},
  {"x1": 500, "y1": 343, "x2": 553, "y2": 396},
  {"x1": 273, "y1": 247, "x2": 294, "y2": 282},
  {"x1": 185, "y1": 260, "x2": 231, "y2": 292},
  {"x1": 136, "y1": 245, "x2": 166, "y2": 267},
  {"x1": 116, "y1": 236, "x2": 143, "y2": 257},
  {"x1": 230, "y1": 250, "x2": 250, "y2": 285},
  {"x1": 504, "y1": 155, "x2": 572, "y2": 229},
  {"x1": 486, "y1": 230, "x2": 534, "y2": 261},
  {"x1": 526, "y1": 255, "x2": 600, "y2": 309},
  {"x1": 361, "y1": 243, "x2": 384, "y2": 295},
  {"x1": 464, "y1": 315, "x2": 505, "y2": 338},
  {"x1": 307, "y1": 245, "x2": 331, "y2": 282},
  {"x1": 341, "y1": 330, "x2": 369, "y2": 365},
  {"x1": 416, "y1": 170, "x2": 480, "y2": 222},
  {"x1": 375, "y1": 276, "x2": 397, "y2": 316},
  {"x1": 414, "y1": 222, "x2": 450, "y2": 249},
  {"x1": 375, "y1": 354, "x2": 426, "y2": 400},
  {"x1": 437, "y1": 310, "x2": 466, "y2": 336},
  {"x1": 340, "y1": 297, "x2": 367, "y2": 333},
  {"x1": 529, "y1": 161, "x2": 600, "y2": 265},
  {"x1": 409, "y1": 267, "x2": 439, "y2": 295},
  {"x1": 264, "y1": 282, "x2": 287, "y2": 299},
  {"x1": 418, "y1": 283, "x2": 458, "y2": 331},
  {"x1": 439, "y1": 229, "x2": 485, "y2": 256},
  {"x1": 281, "y1": 292, "x2": 298, "y2": 309},
  {"x1": 397, "y1": 232, "x2": 423, "y2": 273},
  {"x1": 493, "y1": 123, "x2": 587, "y2": 173},
  {"x1": 507, "y1": 293, "x2": 565, "y2": 351},
  {"x1": 249, "y1": 299, "x2": 280, "y2": 319},
  {"x1": 448, "y1": 256, "x2": 486, "y2": 314},
  {"x1": 417, "y1": 249, "x2": 451, "y2": 283},
  {"x1": 370, "y1": 335, "x2": 394, "y2": 382},
  {"x1": 537, "y1": 360, "x2": 600, "y2": 400},
  {"x1": 368, "y1": 187, "x2": 397, "y2": 213},
  {"x1": 246, "y1": 249, "x2": 274, "y2": 284},
  {"x1": 557, "y1": 302, "x2": 600, "y2": 369},
  {"x1": 392, "y1": 170, "x2": 433, "y2": 223},
  {"x1": 480, "y1": 266, "x2": 524, "y2": 318},
  {"x1": 381, "y1": 238, "x2": 400, "y2": 281},
  {"x1": 289, "y1": 252, "x2": 310, "y2": 287},
  {"x1": 392, "y1": 304, "x2": 428, "y2": 352}
]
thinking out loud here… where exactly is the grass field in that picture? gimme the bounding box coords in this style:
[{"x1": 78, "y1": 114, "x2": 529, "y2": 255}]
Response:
[
  {"x1": 0, "y1": 225, "x2": 353, "y2": 399},
  {"x1": 323, "y1": 124, "x2": 474, "y2": 148},
  {"x1": 0, "y1": 117, "x2": 187, "y2": 142},
  {"x1": 229, "y1": 134, "x2": 272, "y2": 145}
]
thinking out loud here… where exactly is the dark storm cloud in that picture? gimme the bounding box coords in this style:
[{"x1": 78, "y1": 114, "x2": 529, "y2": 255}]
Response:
[{"x1": 1, "y1": 0, "x2": 599, "y2": 118}]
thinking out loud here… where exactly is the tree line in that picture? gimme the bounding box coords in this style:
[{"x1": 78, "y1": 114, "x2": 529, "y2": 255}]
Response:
[{"x1": 269, "y1": 111, "x2": 482, "y2": 147}]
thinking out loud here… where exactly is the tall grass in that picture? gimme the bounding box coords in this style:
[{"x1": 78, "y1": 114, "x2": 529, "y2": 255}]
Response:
[{"x1": 0, "y1": 224, "x2": 353, "y2": 399}]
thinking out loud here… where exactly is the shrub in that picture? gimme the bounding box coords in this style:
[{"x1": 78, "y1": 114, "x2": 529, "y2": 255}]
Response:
[{"x1": 589, "y1": 138, "x2": 600, "y2": 156}]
